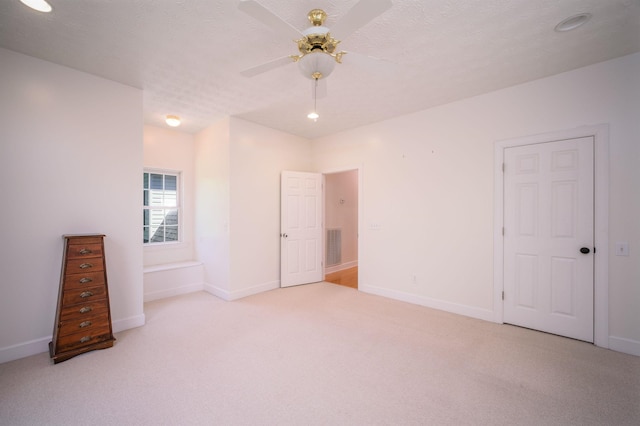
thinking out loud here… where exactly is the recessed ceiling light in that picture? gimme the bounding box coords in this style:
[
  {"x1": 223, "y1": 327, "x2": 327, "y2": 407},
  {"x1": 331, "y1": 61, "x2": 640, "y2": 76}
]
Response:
[
  {"x1": 20, "y1": 0, "x2": 52, "y2": 13},
  {"x1": 555, "y1": 13, "x2": 592, "y2": 32},
  {"x1": 165, "y1": 115, "x2": 181, "y2": 127}
]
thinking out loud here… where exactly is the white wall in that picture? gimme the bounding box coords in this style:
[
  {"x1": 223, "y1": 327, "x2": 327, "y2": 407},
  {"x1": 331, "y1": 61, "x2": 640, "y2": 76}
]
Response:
[
  {"x1": 325, "y1": 170, "x2": 359, "y2": 268},
  {"x1": 194, "y1": 118, "x2": 232, "y2": 297},
  {"x1": 0, "y1": 48, "x2": 144, "y2": 363},
  {"x1": 228, "y1": 118, "x2": 313, "y2": 298},
  {"x1": 195, "y1": 118, "x2": 312, "y2": 300},
  {"x1": 143, "y1": 125, "x2": 196, "y2": 266},
  {"x1": 312, "y1": 53, "x2": 640, "y2": 354}
]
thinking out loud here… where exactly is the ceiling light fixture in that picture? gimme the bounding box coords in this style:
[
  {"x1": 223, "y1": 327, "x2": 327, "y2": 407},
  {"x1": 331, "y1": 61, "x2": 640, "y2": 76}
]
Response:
[
  {"x1": 555, "y1": 13, "x2": 592, "y2": 32},
  {"x1": 165, "y1": 115, "x2": 181, "y2": 127},
  {"x1": 297, "y1": 50, "x2": 337, "y2": 80},
  {"x1": 293, "y1": 9, "x2": 344, "y2": 80},
  {"x1": 19, "y1": 0, "x2": 52, "y2": 13},
  {"x1": 307, "y1": 77, "x2": 320, "y2": 121}
]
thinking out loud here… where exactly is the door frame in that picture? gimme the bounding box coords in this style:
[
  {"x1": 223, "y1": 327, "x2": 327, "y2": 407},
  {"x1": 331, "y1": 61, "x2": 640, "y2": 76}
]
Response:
[
  {"x1": 493, "y1": 124, "x2": 609, "y2": 348},
  {"x1": 320, "y1": 165, "x2": 363, "y2": 287}
]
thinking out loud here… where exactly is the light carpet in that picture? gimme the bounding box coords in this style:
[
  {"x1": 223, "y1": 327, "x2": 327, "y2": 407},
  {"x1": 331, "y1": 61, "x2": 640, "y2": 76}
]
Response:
[{"x1": 1, "y1": 282, "x2": 639, "y2": 425}]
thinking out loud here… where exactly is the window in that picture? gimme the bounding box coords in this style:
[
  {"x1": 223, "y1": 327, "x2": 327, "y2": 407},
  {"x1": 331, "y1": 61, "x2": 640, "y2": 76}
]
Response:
[{"x1": 143, "y1": 171, "x2": 180, "y2": 244}]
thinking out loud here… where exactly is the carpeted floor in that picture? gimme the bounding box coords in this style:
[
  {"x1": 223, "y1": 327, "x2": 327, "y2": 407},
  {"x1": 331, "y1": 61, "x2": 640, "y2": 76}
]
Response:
[{"x1": 1, "y1": 282, "x2": 639, "y2": 425}]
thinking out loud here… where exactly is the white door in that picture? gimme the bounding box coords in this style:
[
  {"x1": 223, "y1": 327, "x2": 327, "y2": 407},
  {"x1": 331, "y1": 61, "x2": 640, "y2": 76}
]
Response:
[
  {"x1": 503, "y1": 136, "x2": 594, "y2": 342},
  {"x1": 281, "y1": 171, "x2": 323, "y2": 287}
]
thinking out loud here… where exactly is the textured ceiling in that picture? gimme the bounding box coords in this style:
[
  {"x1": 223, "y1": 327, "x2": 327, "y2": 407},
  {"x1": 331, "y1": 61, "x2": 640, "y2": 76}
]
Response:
[{"x1": 1, "y1": 0, "x2": 639, "y2": 139}]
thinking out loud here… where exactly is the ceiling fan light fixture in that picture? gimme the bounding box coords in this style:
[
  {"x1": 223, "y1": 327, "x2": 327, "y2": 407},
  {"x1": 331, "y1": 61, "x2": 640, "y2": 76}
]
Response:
[
  {"x1": 20, "y1": 0, "x2": 52, "y2": 12},
  {"x1": 298, "y1": 51, "x2": 336, "y2": 79},
  {"x1": 165, "y1": 115, "x2": 181, "y2": 127},
  {"x1": 307, "y1": 111, "x2": 319, "y2": 121}
]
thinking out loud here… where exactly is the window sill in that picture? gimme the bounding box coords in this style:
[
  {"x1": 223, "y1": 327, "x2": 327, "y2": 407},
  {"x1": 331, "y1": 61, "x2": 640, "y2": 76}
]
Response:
[{"x1": 143, "y1": 260, "x2": 202, "y2": 274}]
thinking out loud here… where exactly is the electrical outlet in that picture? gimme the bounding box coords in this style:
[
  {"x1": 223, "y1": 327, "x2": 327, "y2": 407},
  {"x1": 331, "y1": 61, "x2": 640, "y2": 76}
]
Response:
[{"x1": 615, "y1": 242, "x2": 629, "y2": 256}]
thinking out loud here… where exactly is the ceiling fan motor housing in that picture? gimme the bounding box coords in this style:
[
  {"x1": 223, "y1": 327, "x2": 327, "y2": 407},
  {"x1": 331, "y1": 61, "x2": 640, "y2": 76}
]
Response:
[{"x1": 298, "y1": 26, "x2": 340, "y2": 55}]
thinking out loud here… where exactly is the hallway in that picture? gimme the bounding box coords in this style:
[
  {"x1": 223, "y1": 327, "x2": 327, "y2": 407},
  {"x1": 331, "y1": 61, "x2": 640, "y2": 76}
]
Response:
[{"x1": 324, "y1": 266, "x2": 358, "y2": 289}]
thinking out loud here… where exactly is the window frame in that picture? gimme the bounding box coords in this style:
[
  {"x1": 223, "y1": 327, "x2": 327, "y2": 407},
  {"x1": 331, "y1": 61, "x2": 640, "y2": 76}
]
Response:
[{"x1": 143, "y1": 169, "x2": 182, "y2": 246}]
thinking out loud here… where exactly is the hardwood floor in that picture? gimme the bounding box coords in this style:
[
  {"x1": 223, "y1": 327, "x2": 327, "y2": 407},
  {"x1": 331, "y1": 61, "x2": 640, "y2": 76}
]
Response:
[{"x1": 324, "y1": 266, "x2": 358, "y2": 289}]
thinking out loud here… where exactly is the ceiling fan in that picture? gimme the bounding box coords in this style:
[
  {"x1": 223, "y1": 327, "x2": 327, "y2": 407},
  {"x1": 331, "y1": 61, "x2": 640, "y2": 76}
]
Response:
[{"x1": 238, "y1": 0, "x2": 394, "y2": 99}]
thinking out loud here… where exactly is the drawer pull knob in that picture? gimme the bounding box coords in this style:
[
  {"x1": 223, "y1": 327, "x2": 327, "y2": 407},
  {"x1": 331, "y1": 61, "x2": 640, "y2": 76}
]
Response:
[
  {"x1": 80, "y1": 291, "x2": 93, "y2": 298},
  {"x1": 79, "y1": 321, "x2": 92, "y2": 328},
  {"x1": 79, "y1": 263, "x2": 93, "y2": 269},
  {"x1": 79, "y1": 248, "x2": 93, "y2": 255},
  {"x1": 79, "y1": 277, "x2": 93, "y2": 284},
  {"x1": 80, "y1": 336, "x2": 92, "y2": 343},
  {"x1": 79, "y1": 306, "x2": 93, "y2": 313}
]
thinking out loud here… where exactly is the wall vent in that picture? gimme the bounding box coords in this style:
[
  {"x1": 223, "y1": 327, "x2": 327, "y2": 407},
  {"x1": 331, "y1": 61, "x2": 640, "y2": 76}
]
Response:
[{"x1": 326, "y1": 228, "x2": 342, "y2": 266}]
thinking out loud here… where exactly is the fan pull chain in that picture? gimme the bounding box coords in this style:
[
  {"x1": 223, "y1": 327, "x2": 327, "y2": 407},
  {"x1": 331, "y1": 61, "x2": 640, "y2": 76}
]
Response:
[
  {"x1": 313, "y1": 77, "x2": 318, "y2": 112},
  {"x1": 308, "y1": 77, "x2": 320, "y2": 121}
]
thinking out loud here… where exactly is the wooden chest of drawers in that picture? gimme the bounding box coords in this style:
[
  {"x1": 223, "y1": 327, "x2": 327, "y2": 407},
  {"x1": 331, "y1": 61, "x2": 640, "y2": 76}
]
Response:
[{"x1": 49, "y1": 234, "x2": 115, "y2": 364}]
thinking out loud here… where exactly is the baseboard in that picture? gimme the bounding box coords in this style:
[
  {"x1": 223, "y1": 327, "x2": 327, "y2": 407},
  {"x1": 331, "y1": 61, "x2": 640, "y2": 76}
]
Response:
[
  {"x1": 204, "y1": 280, "x2": 280, "y2": 301},
  {"x1": 203, "y1": 283, "x2": 227, "y2": 300},
  {"x1": 324, "y1": 260, "x2": 358, "y2": 275},
  {"x1": 609, "y1": 336, "x2": 640, "y2": 357},
  {"x1": 0, "y1": 313, "x2": 146, "y2": 364},
  {"x1": 0, "y1": 337, "x2": 51, "y2": 364},
  {"x1": 359, "y1": 284, "x2": 495, "y2": 323},
  {"x1": 112, "y1": 313, "x2": 146, "y2": 333},
  {"x1": 144, "y1": 282, "x2": 204, "y2": 303}
]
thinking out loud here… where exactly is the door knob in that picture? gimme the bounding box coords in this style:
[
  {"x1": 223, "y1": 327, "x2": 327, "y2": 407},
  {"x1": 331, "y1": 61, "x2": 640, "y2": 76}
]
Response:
[{"x1": 580, "y1": 247, "x2": 590, "y2": 254}]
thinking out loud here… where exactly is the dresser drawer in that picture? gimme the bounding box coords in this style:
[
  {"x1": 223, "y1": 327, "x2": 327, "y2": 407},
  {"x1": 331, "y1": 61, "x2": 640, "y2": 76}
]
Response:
[
  {"x1": 60, "y1": 300, "x2": 109, "y2": 321},
  {"x1": 62, "y1": 286, "x2": 106, "y2": 305},
  {"x1": 63, "y1": 271, "x2": 106, "y2": 290},
  {"x1": 66, "y1": 236, "x2": 104, "y2": 245},
  {"x1": 65, "y1": 258, "x2": 105, "y2": 274},
  {"x1": 55, "y1": 326, "x2": 113, "y2": 352},
  {"x1": 66, "y1": 243, "x2": 104, "y2": 259},
  {"x1": 58, "y1": 314, "x2": 111, "y2": 338}
]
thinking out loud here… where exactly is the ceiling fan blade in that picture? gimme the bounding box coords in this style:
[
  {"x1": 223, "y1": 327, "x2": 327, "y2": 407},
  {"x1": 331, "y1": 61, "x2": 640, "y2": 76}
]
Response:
[
  {"x1": 311, "y1": 78, "x2": 327, "y2": 99},
  {"x1": 342, "y1": 51, "x2": 399, "y2": 79},
  {"x1": 240, "y1": 56, "x2": 294, "y2": 77},
  {"x1": 331, "y1": 0, "x2": 392, "y2": 41},
  {"x1": 238, "y1": 0, "x2": 302, "y2": 40}
]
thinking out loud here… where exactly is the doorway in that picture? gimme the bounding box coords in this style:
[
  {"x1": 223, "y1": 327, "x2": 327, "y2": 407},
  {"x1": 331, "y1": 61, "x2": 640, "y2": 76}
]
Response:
[{"x1": 323, "y1": 169, "x2": 359, "y2": 289}]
